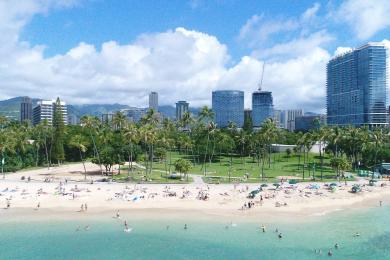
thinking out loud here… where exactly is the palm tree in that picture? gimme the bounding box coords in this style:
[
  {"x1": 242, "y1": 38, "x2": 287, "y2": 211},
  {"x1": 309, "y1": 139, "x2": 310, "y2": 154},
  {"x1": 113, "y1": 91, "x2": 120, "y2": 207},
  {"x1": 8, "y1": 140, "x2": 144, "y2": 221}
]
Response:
[
  {"x1": 123, "y1": 122, "x2": 139, "y2": 179},
  {"x1": 203, "y1": 121, "x2": 216, "y2": 176},
  {"x1": 141, "y1": 109, "x2": 160, "y2": 126},
  {"x1": 112, "y1": 111, "x2": 127, "y2": 130},
  {"x1": 0, "y1": 129, "x2": 16, "y2": 178},
  {"x1": 80, "y1": 116, "x2": 103, "y2": 175},
  {"x1": 69, "y1": 134, "x2": 88, "y2": 179}
]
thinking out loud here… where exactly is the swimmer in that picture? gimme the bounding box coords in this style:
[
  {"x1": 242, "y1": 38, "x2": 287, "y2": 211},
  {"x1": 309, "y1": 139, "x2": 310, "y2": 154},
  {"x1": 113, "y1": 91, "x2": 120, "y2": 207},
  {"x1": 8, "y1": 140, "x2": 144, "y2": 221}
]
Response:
[
  {"x1": 75, "y1": 226, "x2": 81, "y2": 232},
  {"x1": 261, "y1": 224, "x2": 266, "y2": 233},
  {"x1": 278, "y1": 233, "x2": 282, "y2": 239},
  {"x1": 354, "y1": 232, "x2": 360, "y2": 237},
  {"x1": 275, "y1": 228, "x2": 278, "y2": 233},
  {"x1": 334, "y1": 243, "x2": 339, "y2": 249},
  {"x1": 328, "y1": 249, "x2": 333, "y2": 256},
  {"x1": 84, "y1": 225, "x2": 90, "y2": 231},
  {"x1": 184, "y1": 224, "x2": 188, "y2": 230}
]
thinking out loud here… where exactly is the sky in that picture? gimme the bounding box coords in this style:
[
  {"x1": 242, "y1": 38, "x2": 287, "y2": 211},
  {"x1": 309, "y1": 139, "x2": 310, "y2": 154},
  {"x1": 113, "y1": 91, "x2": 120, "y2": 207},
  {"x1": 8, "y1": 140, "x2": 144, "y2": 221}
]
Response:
[{"x1": 1, "y1": 0, "x2": 390, "y2": 112}]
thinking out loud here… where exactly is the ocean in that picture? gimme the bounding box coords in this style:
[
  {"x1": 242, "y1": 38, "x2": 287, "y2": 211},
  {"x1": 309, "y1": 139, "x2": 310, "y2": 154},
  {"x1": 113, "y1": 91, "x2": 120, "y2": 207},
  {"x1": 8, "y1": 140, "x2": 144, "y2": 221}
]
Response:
[{"x1": 0, "y1": 206, "x2": 389, "y2": 259}]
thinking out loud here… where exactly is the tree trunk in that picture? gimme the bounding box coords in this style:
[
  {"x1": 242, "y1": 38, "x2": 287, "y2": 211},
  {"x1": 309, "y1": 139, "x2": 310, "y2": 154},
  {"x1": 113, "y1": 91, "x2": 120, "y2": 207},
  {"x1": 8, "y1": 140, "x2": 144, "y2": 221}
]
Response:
[{"x1": 203, "y1": 133, "x2": 210, "y2": 176}]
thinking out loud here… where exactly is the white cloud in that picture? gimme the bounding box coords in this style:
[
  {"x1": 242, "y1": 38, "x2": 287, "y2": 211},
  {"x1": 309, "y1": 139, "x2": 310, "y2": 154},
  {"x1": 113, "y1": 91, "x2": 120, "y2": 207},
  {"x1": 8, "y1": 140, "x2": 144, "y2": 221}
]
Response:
[
  {"x1": 301, "y1": 2, "x2": 321, "y2": 22},
  {"x1": 239, "y1": 14, "x2": 298, "y2": 48},
  {"x1": 4, "y1": 0, "x2": 387, "y2": 115},
  {"x1": 336, "y1": 0, "x2": 390, "y2": 40},
  {"x1": 333, "y1": 47, "x2": 352, "y2": 56}
]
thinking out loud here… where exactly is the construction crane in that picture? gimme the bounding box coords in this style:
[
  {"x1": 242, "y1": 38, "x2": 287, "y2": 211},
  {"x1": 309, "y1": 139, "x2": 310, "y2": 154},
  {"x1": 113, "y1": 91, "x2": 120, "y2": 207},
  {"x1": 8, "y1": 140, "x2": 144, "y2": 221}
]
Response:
[{"x1": 258, "y1": 62, "x2": 265, "y2": 91}]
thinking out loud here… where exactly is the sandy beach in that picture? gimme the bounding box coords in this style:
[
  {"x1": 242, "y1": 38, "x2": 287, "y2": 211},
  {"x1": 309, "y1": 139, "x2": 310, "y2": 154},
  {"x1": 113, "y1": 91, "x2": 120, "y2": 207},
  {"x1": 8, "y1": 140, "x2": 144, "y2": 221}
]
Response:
[{"x1": 1, "y1": 162, "x2": 389, "y2": 222}]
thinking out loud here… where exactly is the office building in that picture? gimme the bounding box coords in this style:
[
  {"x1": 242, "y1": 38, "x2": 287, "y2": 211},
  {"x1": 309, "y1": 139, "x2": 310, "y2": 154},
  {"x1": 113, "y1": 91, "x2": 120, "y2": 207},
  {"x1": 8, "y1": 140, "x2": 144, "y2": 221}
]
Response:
[
  {"x1": 295, "y1": 115, "x2": 326, "y2": 131},
  {"x1": 252, "y1": 90, "x2": 274, "y2": 127},
  {"x1": 176, "y1": 101, "x2": 189, "y2": 121},
  {"x1": 287, "y1": 109, "x2": 304, "y2": 131},
  {"x1": 244, "y1": 109, "x2": 252, "y2": 121},
  {"x1": 33, "y1": 100, "x2": 68, "y2": 126},
  {"x1": 67, "y1": 114, "x2": 79, "y2": 125},
  {"x1": 101, "y1": 113, "x2": 114, "y2": 125},
  {"x1": 121, "y1": 107, "x2": 147, "y2": 123},
  {"x1": 212, "y1": 90, "x2": 244, "y2": 128},
  {"x1": 20, "y1": 96, "x2": 33, "y2": 123},
  {"x1": 149, "y1": 92, "x2": 158, "y2": 111},
  {"x1": 273, "y1": 109, "x2": 283, "y2": 128},
  {"x1": 327, "y1": 42, "x2": 388, "y2": 127}
]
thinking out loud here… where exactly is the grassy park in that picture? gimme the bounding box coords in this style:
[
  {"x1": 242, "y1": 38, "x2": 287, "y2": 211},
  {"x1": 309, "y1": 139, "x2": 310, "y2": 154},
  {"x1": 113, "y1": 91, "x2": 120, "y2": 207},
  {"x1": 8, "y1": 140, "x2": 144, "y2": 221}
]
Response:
[{"x1": 129, "y1": 150, "x2": 344, "y2": 184}]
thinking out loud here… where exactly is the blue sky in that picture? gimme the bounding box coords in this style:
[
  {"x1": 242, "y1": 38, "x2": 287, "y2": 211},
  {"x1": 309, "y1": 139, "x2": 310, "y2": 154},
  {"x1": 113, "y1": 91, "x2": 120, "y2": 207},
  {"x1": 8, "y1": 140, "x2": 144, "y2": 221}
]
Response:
[
  {"x1": 1, "y1": 0, "x2": 390, "y2": 111},
  {"x1": 22, "y1": 1, "x2": 316, "y2": 58}
]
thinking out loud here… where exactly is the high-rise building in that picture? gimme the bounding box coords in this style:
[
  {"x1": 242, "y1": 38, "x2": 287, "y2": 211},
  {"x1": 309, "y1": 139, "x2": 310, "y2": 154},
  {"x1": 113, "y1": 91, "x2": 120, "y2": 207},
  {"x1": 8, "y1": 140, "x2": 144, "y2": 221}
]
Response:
[
  {"x1": 101, "y1": 113, "x2": 114, "y2": 125},
  {"x1": 33, "y1": 100, "x2": 68, "y2": 126},
  {"x1": 176, "y1": 101, "x2": 189, "y2": 121},
  {"x1": 287, "y1": 109, "x2": 303, "y2": 131},
  {"x1": 252, "y1": 90, "x2": 273, "y2": 127},
  {"x1": 121, "y1": 107, "x2": 148, "y2": 123},
  {"x1": 149, "y1": 92, "x2": 158, "y2": 111},
  {"x1": 273, "y1": 109, "x2": 282, "y2": 128},
  {"x1": 212, "y1": 90, "x2": 244, "y2": 128},
  {"x1": 244, "y1": 109, "x2": 252, "y2": 121},
  {"x1": 20, "y1": 96, "x2": 32, "y2": 123},
  {"x1": 327, "y1": 42, "x2": 388, "y2": 127},
  {"x1": 295, "y1": 115, "x2": 326, "y2": 132}
]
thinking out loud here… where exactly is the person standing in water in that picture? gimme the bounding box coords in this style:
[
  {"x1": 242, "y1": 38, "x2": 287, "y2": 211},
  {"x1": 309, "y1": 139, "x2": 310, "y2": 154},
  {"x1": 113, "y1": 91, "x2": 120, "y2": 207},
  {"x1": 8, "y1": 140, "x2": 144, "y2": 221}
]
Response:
[{"x1": 184, "y1": 224, "x2": 188, "y2": 230}]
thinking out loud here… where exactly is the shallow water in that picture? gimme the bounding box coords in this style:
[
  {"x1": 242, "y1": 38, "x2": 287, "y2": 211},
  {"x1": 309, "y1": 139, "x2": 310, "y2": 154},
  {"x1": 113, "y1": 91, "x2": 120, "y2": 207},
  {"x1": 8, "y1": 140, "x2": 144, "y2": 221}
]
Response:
[{"x1": 1, "y1": 206, "x2": 390, "y2": 259}]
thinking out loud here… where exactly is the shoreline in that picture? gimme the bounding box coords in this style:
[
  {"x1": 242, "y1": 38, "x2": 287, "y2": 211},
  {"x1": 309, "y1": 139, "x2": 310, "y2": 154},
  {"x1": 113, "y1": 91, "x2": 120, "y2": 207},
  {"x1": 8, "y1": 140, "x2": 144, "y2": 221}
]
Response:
[
  {"x1": 1, "y1": 162, "x2": 389, "y2": 224},
  {"x1": 1, "y1": 180, "x2": 388, "y2": 224}
]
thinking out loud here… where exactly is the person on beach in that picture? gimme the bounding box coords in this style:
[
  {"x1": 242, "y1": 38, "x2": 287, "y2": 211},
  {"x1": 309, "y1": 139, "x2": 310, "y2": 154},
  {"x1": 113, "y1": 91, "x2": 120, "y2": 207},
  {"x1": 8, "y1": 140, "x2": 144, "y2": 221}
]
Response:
[
  {"x1": 85, "y1": 203, "x2": 88, "y2": 211},
  {"x1": 6, "y1": 200, "x2": 10, "y2": 209},
  {"x1": 380, "y1": 201, "x2": 383, "y2": 207},
  {"x1": 81, "y1": 204, "x2": 84, "y2": 211},
  {"x1": 116, "y1": 210, "x2": 120, "y2": 219},
  {"x1": 36, "y1": 202, "x2": 40, "y2": 210}
]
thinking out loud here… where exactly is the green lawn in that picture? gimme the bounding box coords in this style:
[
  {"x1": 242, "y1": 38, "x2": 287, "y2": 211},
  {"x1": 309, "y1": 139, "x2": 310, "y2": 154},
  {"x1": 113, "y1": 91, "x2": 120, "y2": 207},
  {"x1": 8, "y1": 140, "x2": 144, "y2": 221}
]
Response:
[
  {"x1": 114, "y1": 164, "x2": 192, "y2": 184},
  {"x1": 147, "y1": 151, "x2": 346, "y2": 183}
]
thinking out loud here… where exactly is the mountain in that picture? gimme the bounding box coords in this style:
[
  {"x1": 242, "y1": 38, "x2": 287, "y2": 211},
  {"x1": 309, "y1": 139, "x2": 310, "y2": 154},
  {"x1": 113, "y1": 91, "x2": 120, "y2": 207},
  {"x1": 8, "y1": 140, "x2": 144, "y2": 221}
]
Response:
[
  {"x1": 0, "y1": 97, "x2": 202, "y2": 121},
  {"x1": 70, "y1": 103, "x2": 131, "y2": 117},
  {"x1": 0, "y1": 97, "x2": 40, "y2": 120}
]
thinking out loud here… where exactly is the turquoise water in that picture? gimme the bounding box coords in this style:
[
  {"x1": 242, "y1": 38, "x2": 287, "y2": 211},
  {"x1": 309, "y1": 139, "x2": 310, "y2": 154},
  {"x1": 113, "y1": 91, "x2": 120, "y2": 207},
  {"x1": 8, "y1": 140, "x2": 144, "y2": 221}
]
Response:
[{"x1": 1, "y1": 207, "x2": 390, "y2": 259}]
